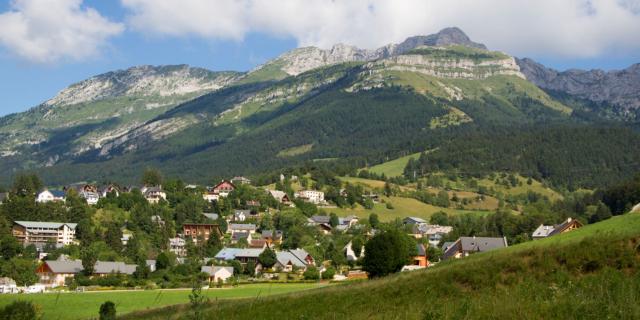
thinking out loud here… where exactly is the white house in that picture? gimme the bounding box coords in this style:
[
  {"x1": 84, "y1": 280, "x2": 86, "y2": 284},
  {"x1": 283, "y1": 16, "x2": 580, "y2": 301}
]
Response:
[
  {"x1": 295, "y1": 190, "x2": 325, "y2": 205},
  {"x1": 169, "y1": 237, "x2": 186, "y2": 257},
  {"x1": 201, "y1": 266, "x2": 234, "y2": 283},
  {"x1": 12, "y1": 221, "x2": 77, "y2": 246},
  {"x1": 36, "y1": 190, "x2": 66, "y2": 203},
  {"x1": 142, "y1": 186, "x2": 167, "y2": 204}
]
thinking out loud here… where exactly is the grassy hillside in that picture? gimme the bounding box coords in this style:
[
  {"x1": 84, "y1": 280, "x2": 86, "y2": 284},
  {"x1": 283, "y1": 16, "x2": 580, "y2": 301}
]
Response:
[
  {"x1": 125, "y1": 212, "x2": 640, "y2": 319},
  {"x1": 366, "y1": 152, "x2": 421, "y2": 177}
]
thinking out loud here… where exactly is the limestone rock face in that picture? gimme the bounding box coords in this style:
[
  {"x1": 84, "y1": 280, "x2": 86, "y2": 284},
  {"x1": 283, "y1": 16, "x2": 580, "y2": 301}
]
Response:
[
  {"x1": 517, "y1": 58, "x2": 640, "y2": 112},
  {"x1": 45, "y1": 65, "x2": 240, "y2": 107},
  {"x1": 252, "y1": 27, "x2": 490, "y2": 77}
]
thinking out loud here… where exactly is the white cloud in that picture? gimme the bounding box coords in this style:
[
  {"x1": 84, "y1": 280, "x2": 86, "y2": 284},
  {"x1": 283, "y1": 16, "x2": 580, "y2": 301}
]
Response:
[
  {"x1": 0, "y1": 0, "x2": 124, "y2": 63},
  {"x1": 121, "y1": 0, "x2": 640, "y2": 58}
]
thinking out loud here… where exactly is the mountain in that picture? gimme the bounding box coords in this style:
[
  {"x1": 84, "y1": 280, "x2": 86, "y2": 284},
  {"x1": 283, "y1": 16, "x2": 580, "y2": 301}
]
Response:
[
  {"x1": 516, "y1": 58, "x2": 640, "y2": 120},
  {"x1": 246, "y1": 27, "x2": 487, "y2": 80},
  {"x1": 0, "y1": 65, "x2": 241, "y2": 159},
  {"x1": 1, "y1": 28, "x2": 639, "y2": 187}
]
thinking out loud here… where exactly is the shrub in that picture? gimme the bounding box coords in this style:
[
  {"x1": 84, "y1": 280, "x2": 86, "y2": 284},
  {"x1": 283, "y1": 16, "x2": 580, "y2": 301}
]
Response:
[
  {"x1": 0, "y1": 301, "x2": 40, "y2": 320},
  {"x1": 99, "y1": 301, "x2": 116, "y2": 320},
  {"x1": 362, "y1": 229, "x2": 414, "y2": 278},
  {"x1": 303, "y1": 266, "x2": 320, "y2": 280},
  {"x1": 322, "y1": 267, "x2": 336, "y2": 280}
]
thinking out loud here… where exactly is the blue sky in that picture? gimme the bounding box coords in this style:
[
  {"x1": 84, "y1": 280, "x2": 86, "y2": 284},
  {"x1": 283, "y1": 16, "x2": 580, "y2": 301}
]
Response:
[{"x1": 0, "y1": 0, "x2": 639, "y2": 116}]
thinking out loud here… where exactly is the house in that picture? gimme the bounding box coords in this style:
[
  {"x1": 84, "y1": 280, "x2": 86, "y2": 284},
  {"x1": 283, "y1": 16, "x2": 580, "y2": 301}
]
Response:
[
  {"x1": 169, "y1": 237, "x2": 186, "y2": 256},
  {"x1": 412, "y1": 224, "x2": 453, "y2": 247},
  {"x1": 37, "y1": 259, "x2": 138, "y2": 287},
  {"x1": 261, "y1": 230, "x2": 283, "y2": 246},
  {"x1": 442, "y1": 236, "x2": 508, "y2": 260},
  {"x1": 274, "y1": 249, "x2": 315, "y2": 272},
  {"x1": 295, "y1": 190, "x2": 325, "y2": 205},
  {"x1": 231, "y1": 176, "x2": 252, "y2": 185},
  {"x1": 268, "y1": 190, "x2": 293, "y2": 206},
  {"x1": 403, "y1": 217, "x2": 428, "y2": 225},
  {"x1": 532, "y1": 218, "x2": 584, "y2": 240},
  {"x1": 203, "y1": 180, "x2": 236, "y2": 202},
  {"x1": 65, "y1": 184, "x2": 100, "y2": 205},
  {"x1": 249, "y1": 239, "x2": 268, "y2": 249},
  {"x1": 36, "y1": 190, "x2": 66, "y2": 203},
  {"x1": 228, "y1": 223, "x2": 257, "y2": 235},
  {"x1": 231, "y1": 248, "x2": 265, "y2": 264},
  {"x1": 202, "y1": 213, "x2": 219, "y2": 221},
  {"x1": 182, "y1": 224, "x2": 222, "y2": 243},
  {"x1": 142, "y1": 186, "x2": 166, "y2": 204},
  {"x1": 0, "y1": 277, "x2": 18, "y2": 294},
  {"x1": 336, "y1": 215, "x2": 359, "y2": 232},
  {"x1": 12, "y1": 221, "x2": 77, "y2": 246},
  {"x1": 308, "y1": 216, "x2": 333, "y2": 234},
  {"x1": 201, "y1": 266, "x2": 234, "y2": 283},
  {"x1": 412, "y1": 244, "x2": 428, "y2": 267},
  {"x1": 231, "y1": 231, "x2": 253, "y2": 244}
]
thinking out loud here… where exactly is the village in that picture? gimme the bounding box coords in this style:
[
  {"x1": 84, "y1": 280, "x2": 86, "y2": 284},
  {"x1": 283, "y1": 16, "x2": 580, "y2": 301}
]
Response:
[{"x1": 0, "y1": 173, "x2": 585, "y2": 295}]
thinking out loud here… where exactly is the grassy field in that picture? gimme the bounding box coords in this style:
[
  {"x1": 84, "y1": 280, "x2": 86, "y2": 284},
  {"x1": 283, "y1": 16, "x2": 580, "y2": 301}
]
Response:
[
  {"x1": 127, "y1": 213, "x2": 640, "y2": 319},
  {"x1": 0, "y1": 283, "x2": 327, "y2": 320},
  {"x1": 323, "y1": 196, "x2": 491, "y2": 222},
  {"x1": 365, "y1": 153, "x2": 421, "y2": 177}
]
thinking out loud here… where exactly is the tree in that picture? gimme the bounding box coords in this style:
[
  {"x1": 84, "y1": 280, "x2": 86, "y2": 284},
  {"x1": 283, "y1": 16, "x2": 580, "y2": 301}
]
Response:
[
  {"x1": 142, "y1": 168, "x2": 163, "y2": 187},
  {"x1": 362, "y1": 230, "x2": 414, "y2": 278},
  {"x1": 156, "y1": 251, "x2": 174, "y2": 270},
  {"x1": 229, "y1": 260, "x2": 243, "y2": 275},
  {"x1": 104, "y1": 223, "x2": 123, "y2": 252},
  {"x1": 1, "y1": 258, "x2": 38, "y2": 286},
  {"x1": 133, "y1": 258, "x2": 150, "y2": 280},
  {"x1": 0, "y1": 235, "x2": 22, "y2": 260},
  {"x1": 258, "y1": 247, "x2": 277, "y2": 269},
  {"x1": 99, "y1": 301, "x2": 116, "y2": 320},
  {"x1": 369, "y1": 213, "x2": 380, "y2": 229},
  {"x1": 303, "y1": 266, "x2": 320, "y2": 280},
  {"x1": 189, "y1": 279, "x2": 208, "y2": 320},
  {"x1": 590, "y1": 202, "x2": 613, "y2": 223},
  {"x1": 0, "y1": 300, "x2": 40, "y2": 320},
  {"x1": 329, "y1": 213, "x2": 339, "y2": 228},
  {"x1": 245, "y1": 261, "x2": 256, "y2": 277},
  {"x1": 383, "y1": 182, "x2": 392, "y2": 197},
  {"x1": 81, "y1": 247, "x2": 98, "y2": 276},
  {"x1": 11, "y1": 173, "x2": 42, "y2": 197}
]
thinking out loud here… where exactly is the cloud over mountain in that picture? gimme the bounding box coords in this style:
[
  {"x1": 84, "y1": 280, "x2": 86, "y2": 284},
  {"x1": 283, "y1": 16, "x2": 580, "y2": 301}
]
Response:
[{"x1": 122, "y1": 0, "x2": 640, "y2": 58}]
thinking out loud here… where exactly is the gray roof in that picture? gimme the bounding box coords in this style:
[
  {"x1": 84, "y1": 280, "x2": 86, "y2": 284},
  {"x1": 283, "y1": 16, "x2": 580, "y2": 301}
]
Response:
[
  {"x1": 201, "y1": 266, "x2": 234, "y2": 276},
  {"x1": 416, "y1": 244, "x2": 426, "y2": 256},
  {"x1": 442, "y1": 241, "x2": 455, "y2": 251},
  {"x1": 44, "y1": 260, "x2": 137, "y2": 275},
  {"x1": 310, "y1": 215, "x2": 331, "y2": 224},
  {"x1": 442, "y1": 237, "x2": 508, "y2": 259},
  {"x1": 403, "y1": 217, "x2": 427, "y2": 224},
  {"x1": 289, "y1": 249, "x2": 312, "y2": 264},
  {"x1": 261, "y1": 230, "x2": 283, "y2": 239},
  {"x1": 44, "y1": 260, "x2": 83, "y2": 273},
  {"x1": 0, "y1": 277, "x2": 16, "y2": 285},
  {"x1": 229, "y1": 223, "x2": 257, "y2": 231},
  {"x1": 532, "y1": 225, "x2": 554, "y2": 238},
  {"x1": 276, "y1": 252, "x2": 307, "y2": 268},
  {"x1": 459, "y1": 237, "x2": 508, "y2": 252},
  {"x1": 215, "y1": 248, "x2": 242, "y2": 260},
  {"x1": 234, "y1": 248, "x2": 265, "y2": 258},
  {"x1": 14, "y1": 221, "x2": 77, "y2": 230},
  {"x1": 231, "y1": 231, "x2": 250, "y2": 241}
]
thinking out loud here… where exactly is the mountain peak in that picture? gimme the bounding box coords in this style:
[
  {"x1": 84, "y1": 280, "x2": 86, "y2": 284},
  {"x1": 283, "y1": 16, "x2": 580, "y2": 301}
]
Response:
[{"x1": 396, "y1": 27, "x2": 487, "y2": 53}]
